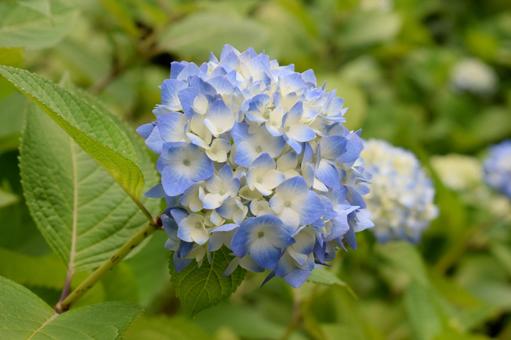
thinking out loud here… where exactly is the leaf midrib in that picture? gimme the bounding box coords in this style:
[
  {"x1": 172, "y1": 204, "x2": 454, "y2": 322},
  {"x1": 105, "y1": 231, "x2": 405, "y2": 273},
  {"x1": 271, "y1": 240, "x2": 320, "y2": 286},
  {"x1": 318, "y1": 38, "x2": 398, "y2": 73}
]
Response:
[
  {"x1": 66, "y1": 140, "x2": 78, "y2": 277},
  {"x1": 26, "y1": 312, "x2": 58, "y2": 340}
]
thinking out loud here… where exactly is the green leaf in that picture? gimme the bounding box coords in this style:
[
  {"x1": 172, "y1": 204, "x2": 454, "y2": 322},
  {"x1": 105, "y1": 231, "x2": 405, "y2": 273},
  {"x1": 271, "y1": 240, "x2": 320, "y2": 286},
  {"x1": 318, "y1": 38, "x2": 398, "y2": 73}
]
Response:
[
  {"x1": 0, "y1": 0, "x2": 78, "y2": 49},
  {"x1": 0, "y1": 65, "x2": 149, "y2": 202},
  {"x1": 338, "y1": 10, "x2": 401, "y2": 48},
  {"x1": 377, "y1": 241, "x2": 430, "y2": 287},
  {"x1": 195, "y1": 303, "x2": 285, "y2": 339},
  {"x1": 0, "y1": 275, "x2": 140, "y2": 339},
  {"x1": 125, "y1": 316, "x2": 209, "y2": 340},
  {"x1": 20, "y1": 107, "x2": 158, "y2": 271},
  {"x1": 158, "y1": 11, "x2": 268, "y2": 61},
  {"x1": 404, "y1": 282, "x2": 445, "y2": 340},
  {"x1": 307, "y1": 266, "x2": 355, "y2": 297},
  {"x1": 169, "y1": 247, "x2": 245, "y2": 315}
]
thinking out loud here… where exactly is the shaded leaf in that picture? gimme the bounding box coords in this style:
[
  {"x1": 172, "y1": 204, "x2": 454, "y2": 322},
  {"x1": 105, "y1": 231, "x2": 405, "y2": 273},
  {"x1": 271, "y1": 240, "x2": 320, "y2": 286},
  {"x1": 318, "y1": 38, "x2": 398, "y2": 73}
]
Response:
[{"x1": 169, "y1": 247, "x2": 245, "y2": 315}]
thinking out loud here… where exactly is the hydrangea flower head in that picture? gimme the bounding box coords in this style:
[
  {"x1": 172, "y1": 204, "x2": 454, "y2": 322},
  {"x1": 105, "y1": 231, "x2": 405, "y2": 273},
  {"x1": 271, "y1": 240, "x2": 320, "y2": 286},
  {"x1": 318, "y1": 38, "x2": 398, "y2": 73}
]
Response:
[
  {"x1": 361, "y1": 140, "x2": 438, "y2": 242},
  {"x1": 484, "y1": 140, "x2": 511, "y2": 199},
  {"x1": 138, "y1": 45, "x2": 372, "y2": 287}
]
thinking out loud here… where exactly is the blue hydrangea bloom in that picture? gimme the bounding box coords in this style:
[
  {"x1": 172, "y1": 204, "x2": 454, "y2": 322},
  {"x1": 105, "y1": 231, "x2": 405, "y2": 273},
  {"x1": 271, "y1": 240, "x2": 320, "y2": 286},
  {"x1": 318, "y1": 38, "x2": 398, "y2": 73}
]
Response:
[
  {"x1": 484, "y1": 140, "x2": 511, "y2": 199},
  {"x1": 139, "y1": 45, "x2": 373, "y2": 287},
  {"x1": 361, "y1": 140, "x2": 438, "y2": 242}
]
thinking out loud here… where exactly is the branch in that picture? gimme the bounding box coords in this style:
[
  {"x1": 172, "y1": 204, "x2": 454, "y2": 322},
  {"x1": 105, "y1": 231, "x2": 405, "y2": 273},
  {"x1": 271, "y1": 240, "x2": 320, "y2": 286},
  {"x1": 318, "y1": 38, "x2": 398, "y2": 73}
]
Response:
[{"x1": 55, "y1": 220, "x2": 161, "y2": 313}]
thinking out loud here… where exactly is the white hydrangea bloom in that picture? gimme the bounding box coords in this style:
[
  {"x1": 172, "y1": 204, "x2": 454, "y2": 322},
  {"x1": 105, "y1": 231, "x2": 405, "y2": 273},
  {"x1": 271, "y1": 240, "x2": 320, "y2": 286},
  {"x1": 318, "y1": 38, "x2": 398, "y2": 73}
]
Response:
[{"x1": 362, "y1": 140, "x2": 438, "y2": 242}]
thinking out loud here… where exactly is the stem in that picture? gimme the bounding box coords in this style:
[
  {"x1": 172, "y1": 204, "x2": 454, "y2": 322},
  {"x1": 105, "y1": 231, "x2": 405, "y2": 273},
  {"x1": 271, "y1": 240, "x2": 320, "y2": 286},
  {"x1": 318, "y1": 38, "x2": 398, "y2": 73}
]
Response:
[
  {"x1": 57, "y1": 267, "x2": 73, "y2": 304},
  {"x1": 55, "y1": 222, "x2": 160, "y2": 313},
  {"x1": 280, "y1": 289, "x2": 302, "y2": 340}
]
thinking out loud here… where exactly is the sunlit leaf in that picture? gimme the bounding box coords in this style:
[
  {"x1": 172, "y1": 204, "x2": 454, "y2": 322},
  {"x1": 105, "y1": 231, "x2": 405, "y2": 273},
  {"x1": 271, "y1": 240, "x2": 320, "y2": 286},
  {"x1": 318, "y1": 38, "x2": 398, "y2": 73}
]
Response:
[
  {"x1": 20, "y1": 107, "x2": 157, "y2": 271},
  {"x1": 0, "y1": 65, "x2": 151, "y2": 201}
]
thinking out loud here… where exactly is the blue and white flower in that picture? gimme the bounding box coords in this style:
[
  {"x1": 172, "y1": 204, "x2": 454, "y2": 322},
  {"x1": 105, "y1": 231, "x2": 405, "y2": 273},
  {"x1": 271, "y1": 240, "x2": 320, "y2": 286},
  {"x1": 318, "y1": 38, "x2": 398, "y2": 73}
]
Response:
[
  {"x1": 139, "y1": 45, "x2": 373, "y2": 287},
  {"x1": 361, "y1": 140, "x2": 438, "y2": 242},
  {"x1": 484, "y1": 140, "x2": 511, "y2": 199}
]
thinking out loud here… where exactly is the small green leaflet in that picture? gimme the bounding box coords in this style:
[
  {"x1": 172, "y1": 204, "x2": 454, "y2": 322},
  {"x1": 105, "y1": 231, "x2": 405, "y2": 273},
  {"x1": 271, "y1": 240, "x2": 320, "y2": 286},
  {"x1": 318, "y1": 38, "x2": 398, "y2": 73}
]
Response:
[
  {"x1": 20, "y1": 108, "x2": 158, "y2": 272},
  {"x1": 0, "y1": 65, "x2": 148, "y2": 202},
  {"x1": 169, "y1": 247, "x2": 245, "y2": 315},
  {"x1": 308, "y1": 266, "x2": 356, "y2": 297},
  {"x1": 0, "y1": 275, "x2": 140, "y2": 339}
]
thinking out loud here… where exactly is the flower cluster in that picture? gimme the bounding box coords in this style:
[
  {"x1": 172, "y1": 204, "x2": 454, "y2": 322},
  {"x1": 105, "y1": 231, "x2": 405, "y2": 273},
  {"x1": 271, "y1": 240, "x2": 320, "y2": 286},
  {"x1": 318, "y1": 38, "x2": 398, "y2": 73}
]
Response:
[
  {"x1": 484, "y1": 140, "x2": 511, "y2": 199},
  {"x1": 138, "y1": 45, "x2": 373, "y2": 287},
  {"x1": 361, "y1": 140, "x2": 438, "y2": 242}
]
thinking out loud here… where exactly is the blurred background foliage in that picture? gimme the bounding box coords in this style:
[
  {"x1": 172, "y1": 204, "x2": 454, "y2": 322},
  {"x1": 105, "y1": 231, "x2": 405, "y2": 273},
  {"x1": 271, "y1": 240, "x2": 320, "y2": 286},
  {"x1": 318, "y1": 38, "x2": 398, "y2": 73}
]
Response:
[{"x1": 1, "y1": 0, "x2": 511, "y2": 339}]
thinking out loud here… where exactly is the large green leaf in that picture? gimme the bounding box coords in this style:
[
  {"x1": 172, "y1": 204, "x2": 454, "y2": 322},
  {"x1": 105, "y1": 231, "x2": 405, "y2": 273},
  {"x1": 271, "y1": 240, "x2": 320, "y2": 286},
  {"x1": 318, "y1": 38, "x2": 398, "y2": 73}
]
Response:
[
  {"x1": 0, "y1": 275, "x2": 140, "y2": 339},
  {"x1": 19, "y1": 107, "x2": 157, "y2": 271},
  {"x1": 158, "y1": 11, "x2": 268, "y2": 61},
  {"x1": 0, "y1": 0, "x2": 78, "y2": 49},
  {"x1": 169, "y1": 247, "x2": 245, "y2": 315},
  {"x1": 0, "y1": 65, "x2": 148, "y2": 200}
]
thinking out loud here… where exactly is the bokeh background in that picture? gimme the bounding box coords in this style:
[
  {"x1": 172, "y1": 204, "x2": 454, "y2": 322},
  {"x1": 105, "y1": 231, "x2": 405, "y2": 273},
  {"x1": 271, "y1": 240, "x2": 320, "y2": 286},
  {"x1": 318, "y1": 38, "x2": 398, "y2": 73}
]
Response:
[{"x1": 1, "y1": 0, "x2": 511, "y2": 339}]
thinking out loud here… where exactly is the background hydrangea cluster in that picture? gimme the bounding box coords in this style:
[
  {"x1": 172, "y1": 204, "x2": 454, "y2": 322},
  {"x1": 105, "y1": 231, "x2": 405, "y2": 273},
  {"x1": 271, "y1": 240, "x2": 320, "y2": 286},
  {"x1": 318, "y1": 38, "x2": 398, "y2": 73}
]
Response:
[
  {"x1": 361, "y1": 140, "x2": 438, "y2": 242},
  {"x1": 137, "y1": 45, "x2": 373, "y2": 287},
  {"x1": 484, "y1": 140, "x2": 511, "y2": 199}
]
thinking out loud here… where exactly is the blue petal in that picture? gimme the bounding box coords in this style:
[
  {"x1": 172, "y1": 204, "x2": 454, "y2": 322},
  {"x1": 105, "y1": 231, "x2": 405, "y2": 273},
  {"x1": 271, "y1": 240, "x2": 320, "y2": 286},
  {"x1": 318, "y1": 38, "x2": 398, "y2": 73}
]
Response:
[
  {"x1": 160, "y1": 79, "x2": 186, "y2": 109},
  {"x1": 319, "y1": 135, "x2": 347, "y2": 160},
  {"x1": 158, "y1": 143, "x2": 214, "y2": 196},
  {"x1": 301, "y1": 191, "x2": 326, "y2": 225},
  {"x1": 315, "y1": 160, "x2": 340, "y2": 189},
  {"x1": 144, "y1": 126, "x2": 164, "y2": 153},
  {"x1": 234, "y1": 140, "x2": 258, "y2": 167},
  {"x1": 145, "y1": 183, "x2": 165, "y2": 198},
  {"x1": 157, "y1": 112, "x2": 187, "y2": 142},
  {"x1": 340, "y1": 131, "x2": 363, "y2": 164},
  {"x1": 136, "y1": 123, "x2": 154, "y2": 138}
]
